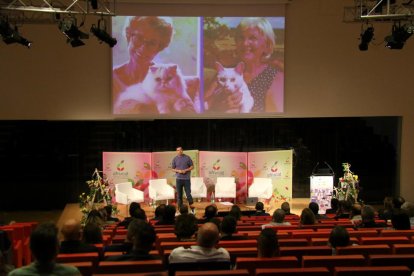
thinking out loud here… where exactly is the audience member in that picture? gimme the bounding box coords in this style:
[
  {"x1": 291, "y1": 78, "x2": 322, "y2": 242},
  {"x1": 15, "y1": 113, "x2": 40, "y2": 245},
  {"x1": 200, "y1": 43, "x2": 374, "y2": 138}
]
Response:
[
  {"x1": 106, "y1": 219, "x2": 158, "y2": 261},
  {"x1": 179, "y1": 204, "x2": 189, "y2": 215},
  {"x1": 118, "y1": 202, "x2": 142, "y2": 228},
  {"x1": 60, "y1": 219, "x2": 98, "y2": 254},
  {"x1": 401, "y1": 201, "x2": 414, "y2": 226},
  {"x1": 8, "y1": 223, "x2": 81, "y2": 276},
  {"x1": 281, "y1": 202, "x2": 295, "y2": 215},
  {"x1": 393, "y1": 196, "x2": 406, "y2": 209},
  {"x1": 257, "y1": 228, "x2": 279, "y2": 257},
  {"x1": 82, "y1": 222, "x2": 103, "y2": 244},
  {"x1": 391, "y1": 209, "x2": 411, "y2": 230},
  {"x1": 309, "y1": 202, "x2": 327, "y2": 220},
  {"x1": 350, "y1": 203, "x2": 362, "y2": 225},
  {"x1": 198, "y1": 204, "x2": 218, "y2": 224},
  {"x1": 229, "y1": 204, "x2": 242, "y2": 221},
  {"x1": 325, "y1": 198, "x2": 339, "y2": 215},
  {"x1": 378, "y1": 196, "x2": 394, "y2": 221},
  {"x1": 335, "y1": 200, "x2": 352, "y2": 219},
  {"x1": 104, "y1": 205, "x2": 120, "y2": 223},
  {"x1": 357, "y1": 205, "x2": 387, "y2": 228},
  {"x1": 155, "y1": 204, "x2": 176, "y2": 225},
  {"x1": 220, "y1": 216, "x2": 247, "y2": 240},
  {"x1": 174, "y1": 214, "x2": 198, "y2": 241},
  {"x1": 329, "y1": 226, "x2": 350, "y2": 255},
  {"x1": 152, "y1": 204, "x2": 166, "y2": 222},
  {"x1": 169, "y1": 222, "x2": 230, "y2": 263},
  {"x1": 262, "y1": 209, "x2": 291, "y2": 229},
  {"x1": 85, "y1": 209, "x2": 105, "y2": 228},
  {"x1": 300, "y1": 208, "x2": 316, "y2": 226},
  {"x1": 252, "y1": 202, "x2": 270, "y2": 216}
]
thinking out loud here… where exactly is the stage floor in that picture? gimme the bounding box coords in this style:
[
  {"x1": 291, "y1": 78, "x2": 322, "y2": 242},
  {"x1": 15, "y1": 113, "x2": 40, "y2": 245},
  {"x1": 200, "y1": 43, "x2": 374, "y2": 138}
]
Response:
[{"x1": 57, "y1": 198, "x2": 310, "y2": 229}]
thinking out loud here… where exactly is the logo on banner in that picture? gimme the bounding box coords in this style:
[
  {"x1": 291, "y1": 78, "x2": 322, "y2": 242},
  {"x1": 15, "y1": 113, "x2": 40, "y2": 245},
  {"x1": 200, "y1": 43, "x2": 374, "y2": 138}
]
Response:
[
  {"x1": 213, "y1": 159, "x2": 221, "y2": 170},
  {"x1": 208, "y1": 159, "x2": 224, "y2": 176},
  {"x1": 114, "y1": 160, "x2": 128, "y2": 177},
  {"x1": 117, "y1": 160, "x2": 125, "y2": 171},
  {"x1": 267, "y1": 161, "x2": 281, "y2": 177}
]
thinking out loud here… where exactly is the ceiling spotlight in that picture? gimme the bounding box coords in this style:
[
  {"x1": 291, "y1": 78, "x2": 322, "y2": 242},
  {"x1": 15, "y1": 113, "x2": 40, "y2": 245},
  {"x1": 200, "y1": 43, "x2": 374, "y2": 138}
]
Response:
[
  {"x1": 0, "y1": 19, "x2": 32, "y2": 48},
  {"x1": 90, "y1": 19, "x2": 117, "y2": 47},
  {"x1": 385, "y1": 23, "x2": 412, "y2": 50},
  {"x1": 59, "y1": 18, "x2": 89, "y2": 47},
  {"x1": 359, "y1": 26, "x2": 374, "y2": 51}
]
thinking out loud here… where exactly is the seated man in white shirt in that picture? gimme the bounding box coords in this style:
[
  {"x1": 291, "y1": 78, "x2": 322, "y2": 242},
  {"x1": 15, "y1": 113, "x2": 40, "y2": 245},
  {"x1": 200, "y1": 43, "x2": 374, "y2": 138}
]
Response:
[
  {"x1": 169, "y1": 222, "x2": 230, "y2": 263},
  {"x1": 261, "y1": 209, "x2": 291, "y2": 229}
]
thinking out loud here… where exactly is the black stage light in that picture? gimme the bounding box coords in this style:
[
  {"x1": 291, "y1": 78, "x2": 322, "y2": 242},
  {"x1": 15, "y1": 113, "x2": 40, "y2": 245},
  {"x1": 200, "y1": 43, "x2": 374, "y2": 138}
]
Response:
[
  {"x1": 0, "y1": 19, "x2": 32, "y2": 48},
  {"x1": 359, "y1": 26, "x2": 374, "y2": 51},
  {"x1": 59, "y1": 19, "x2": 89, "y2": 47},
  {"x1": 385, "y1": 23, "x2": 412, "y2": 49},
  {"x1": 90, "y1": 19, "x2": 117, "y2": 47}
]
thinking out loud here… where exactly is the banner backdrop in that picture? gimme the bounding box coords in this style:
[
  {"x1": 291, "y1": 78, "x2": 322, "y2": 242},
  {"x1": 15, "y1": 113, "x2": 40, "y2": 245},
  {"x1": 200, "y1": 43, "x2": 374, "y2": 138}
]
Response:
[
  {"x1": 103, "y1": 152, "x2": 152, "y2": 201},
  {"x1": 310, "y1": 175, "x2": 334, "y2": 214},
  {"x1": 151, "y1": 150, "x2": 199, "y2": 188},
  {"x1": 247, "y1": 150, "x2": 293, "y2": 205},
  {"x1": 199, "y1": 151, "x2": 248, "y2": 203}
]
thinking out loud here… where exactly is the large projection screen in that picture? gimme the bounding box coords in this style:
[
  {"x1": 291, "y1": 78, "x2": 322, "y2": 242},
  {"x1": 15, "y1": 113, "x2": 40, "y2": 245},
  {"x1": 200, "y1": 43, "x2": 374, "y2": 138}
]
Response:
[{"x1": 112, "y1": 16, "x2": 285, "y2": 118}]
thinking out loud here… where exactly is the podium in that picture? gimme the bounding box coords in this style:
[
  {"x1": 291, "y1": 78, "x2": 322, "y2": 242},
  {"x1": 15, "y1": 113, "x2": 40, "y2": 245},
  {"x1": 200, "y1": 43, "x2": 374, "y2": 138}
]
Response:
[{"x1": 310, "y1": 162, "x2": 335, "y2": 214}]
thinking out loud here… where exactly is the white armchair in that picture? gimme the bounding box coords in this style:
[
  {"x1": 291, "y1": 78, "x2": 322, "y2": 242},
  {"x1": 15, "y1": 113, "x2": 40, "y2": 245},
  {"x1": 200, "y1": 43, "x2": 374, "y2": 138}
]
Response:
[
  {"x1": 191, "y1": 177, "x2": 207, "y2": 199},
  {"x1": 149, "y1": 179, "x2": 175, "y2": 204},
  {"x1": 115, "y1": 182, "x2": 144, "y2": 205},
  {"x1": 215, "y1": 177, "x2": 236, "y2": 200},
  {"x1": 249, "y1": 177, "x2": 273, "y2": 199}
]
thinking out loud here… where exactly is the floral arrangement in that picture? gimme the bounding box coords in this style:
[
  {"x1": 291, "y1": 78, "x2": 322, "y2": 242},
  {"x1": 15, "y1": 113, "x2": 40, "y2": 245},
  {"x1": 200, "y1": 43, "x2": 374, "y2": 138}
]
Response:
[
  {"x1": 333, "y1": 163, "x2": 360, "y2": 203},
  {"x1": 79, "y1": 168, "x2": 116, "y2": 224}
]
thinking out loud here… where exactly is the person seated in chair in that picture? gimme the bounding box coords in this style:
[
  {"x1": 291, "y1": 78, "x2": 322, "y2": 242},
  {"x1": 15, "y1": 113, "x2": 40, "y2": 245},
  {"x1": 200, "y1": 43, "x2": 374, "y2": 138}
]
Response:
[
  {"x1": 329, "y1": 226, "x2": 350, "y2": 255},
  {"x1": 155, "y1": 204, "x2": 176, "y2": 225},
  {"x1": 104, "y1": 205, "x2": 120, "y2": 223},
  {"x1": 59, "y1": 219, "x2": 99, "y2": 254},
  {"x1": 261, "y1": 209, "x2": 291, "y2": 229},
  {"x1": 252, "y1": 202, "x2": 270, "y2": 216},
  {"x1": 198, "y1": 204, "x2": 218, "y2": 224},
  {"x1": 309, "y1": 202, "x2": 327, "y2": 220},
  {"x1": 356, "y1": 205, "x2": 387, "y2": 229},
  {"x1": 175, "y1": 213, "x2": 198, "y2": 241},
  {"x1": 169, "y1": 222, "x2": 230, "y2": 263},
  {"x1": 220, "y1": 216, "x2": 247, "y2": 240},
  {"x1": 257, "y1": 228, "x2": 279, "y2": 257},
  {"x1": 9, "y1": 223, "x2": 81, "y2": 276},
  {"x1": 281, "y1": 202, "x2": 296, "y2": 216},
  {"x1": 118, "y1": 202, "x2": 142, "y2": 228},
  {"x1": 105, "y1": 219, "x2": 158, "y2": 261}
]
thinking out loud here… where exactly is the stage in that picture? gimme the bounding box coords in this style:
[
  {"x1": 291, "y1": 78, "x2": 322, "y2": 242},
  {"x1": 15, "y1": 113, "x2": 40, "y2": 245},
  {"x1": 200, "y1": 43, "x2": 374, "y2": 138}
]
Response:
[{"x1": 57, "y1": 198, "x2": 310, "y2": 228}]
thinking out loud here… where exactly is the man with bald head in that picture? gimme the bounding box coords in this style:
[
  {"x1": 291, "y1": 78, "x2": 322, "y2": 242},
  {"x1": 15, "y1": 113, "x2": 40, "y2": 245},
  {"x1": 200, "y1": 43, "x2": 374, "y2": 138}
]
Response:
[
  {"x1": 169, "y1": 222, "x2": 230, "y2": 263},
  {"x1": 60, "y1": 219, "x2": 98, "y2": 253}
]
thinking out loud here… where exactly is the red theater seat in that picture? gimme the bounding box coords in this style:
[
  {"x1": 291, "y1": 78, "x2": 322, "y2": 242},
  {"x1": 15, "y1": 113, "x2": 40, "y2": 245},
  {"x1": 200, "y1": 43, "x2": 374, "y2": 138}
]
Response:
[
  {"x1": 302, "y1": 255, "x2": 367, "y2": 271},
  {"x1": 368, "y1": 254, "x2": 414, "y2": 270},
  {"x1": 236, "y1": 256, "x2": 299, "y2": 275},
  {"x1": 255, "y1": 267, "x2": 330, "y2": 276},
  {"x1": 333, "y1": 265, "x2": 411, "y2": 276},
  {"x1": 336, "y1": 244, "x2": 391, "y2": 256},
  {"x1": 95, "y1": 260, "x2": 164, "y2": 274},
  {"x1": 175, "y1": 269, "x2": 249, "y2": 276}
]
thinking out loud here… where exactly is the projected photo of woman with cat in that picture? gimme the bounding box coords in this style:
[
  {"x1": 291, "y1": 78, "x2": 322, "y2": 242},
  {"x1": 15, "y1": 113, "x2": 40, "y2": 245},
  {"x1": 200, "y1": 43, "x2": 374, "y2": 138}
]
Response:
[
  {"x1": 112, "y1": 16, "x2": 201, "y2": 115},
  {"x1": 204, "y1": 17, "x2": 284, "y2": 113}
]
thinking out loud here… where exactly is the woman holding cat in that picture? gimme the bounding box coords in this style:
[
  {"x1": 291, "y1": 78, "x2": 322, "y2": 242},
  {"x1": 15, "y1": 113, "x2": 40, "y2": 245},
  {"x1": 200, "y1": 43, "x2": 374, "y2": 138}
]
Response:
[
  {"x1": 112, "y1": 16, "x2": 174, "y2": 104},
  {"x1": 206, "y1": 17, "x2": 284, "y2": 113}
]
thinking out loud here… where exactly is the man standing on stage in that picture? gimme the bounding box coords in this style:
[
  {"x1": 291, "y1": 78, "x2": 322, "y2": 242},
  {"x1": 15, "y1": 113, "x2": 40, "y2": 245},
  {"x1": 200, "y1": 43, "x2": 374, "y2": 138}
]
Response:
[{"x1": 172, "y1": 146, "x2": 194, "y2": 210}]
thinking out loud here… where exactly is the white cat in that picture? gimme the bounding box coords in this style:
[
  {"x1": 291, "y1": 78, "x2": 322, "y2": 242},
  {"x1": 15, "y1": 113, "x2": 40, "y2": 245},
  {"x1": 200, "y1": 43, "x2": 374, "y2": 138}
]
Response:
[
  {"x1": 215, "y1": 61, "x2": 254, "y2": 113},
  {"x1": 115, "y1": 64, "x2": 196, "y2": 114}
]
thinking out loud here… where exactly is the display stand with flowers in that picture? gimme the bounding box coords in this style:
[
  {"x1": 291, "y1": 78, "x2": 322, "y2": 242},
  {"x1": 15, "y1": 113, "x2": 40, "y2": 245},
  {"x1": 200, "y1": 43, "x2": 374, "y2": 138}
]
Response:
[
  {"x1": 79, "y1": 168, "x2": 117, "y2": 225},
  {"x1": 333, "y1": 163, "x2": 360, "y2": 204}
]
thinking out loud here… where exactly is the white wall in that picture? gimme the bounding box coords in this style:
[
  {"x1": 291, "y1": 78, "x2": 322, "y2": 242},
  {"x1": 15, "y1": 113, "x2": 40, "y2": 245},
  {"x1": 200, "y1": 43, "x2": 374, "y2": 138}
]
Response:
[{"x1": 1, "y1": 0, "x2": 413, "y2": 199}]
